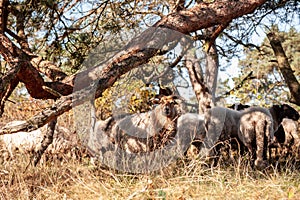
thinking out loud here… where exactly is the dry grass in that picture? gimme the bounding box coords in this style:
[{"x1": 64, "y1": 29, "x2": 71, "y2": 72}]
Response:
[
  {"x1": 1, "y1": 99, "x2": 300, "y2": 199},
  {"x1": 1, "y1": 155, "x2": 300, "y2": 200}
]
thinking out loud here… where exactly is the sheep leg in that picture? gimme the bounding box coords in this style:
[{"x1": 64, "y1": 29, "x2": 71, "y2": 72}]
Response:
[
  {"x1": 254, "y1": 124, "x2": 268, "y2": 169},
  {"x1": 263, "y1": 132, "x2": 268, "y2": 161},
  {"x1": 268, "y1": 146, "x2": 273, "y2": 163},
  {"x1": 245, "y1": 143, "x2": 255, "y2": 167},
  {"x1": 235, "y1": 137, "x2": 245, "y2": 157}
]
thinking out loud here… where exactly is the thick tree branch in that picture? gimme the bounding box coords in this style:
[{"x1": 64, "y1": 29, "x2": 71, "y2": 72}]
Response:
[
  {"x1": 0, "y1": 0, "x2": 8, "y2": 33},
  {"x1": 205, "y1": 22, "x2": 230, "y2": 53},
  {"x1": 0, "y1": 34, "x2": 21, "y2": 63},
  {"x1": 204, "y1": 27, "x2": 219, "y2": 105},
  {"x1": 33, "y1": 118, "x2": 57, "y2": 166},
  {"x1": 0, "y1": 33, "x2": 70, "y2": 101},
  {"x1": 16, "y1": 9, "x2": 30, "y2": 51},
  {"x1": 0, "y1": 63, "x2": 20, "y2": 116},
  {"x1": 156, "y1": 0, "x2": 267, "y2": 33},
  {"x1": 31, "y1": 57, "x2": 68, "y2": 81}
]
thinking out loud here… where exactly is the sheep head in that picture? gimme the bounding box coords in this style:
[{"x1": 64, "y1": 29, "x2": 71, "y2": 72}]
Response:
[
  {"x1": 273, "y1": 104, "x2": 300, "y2": 121},
  {"x1": 228, "y1": 103, "x2": 250, "y2": 111},
  {"x1": 159, "y1": 95, "x2": 179, "y2": 118}
]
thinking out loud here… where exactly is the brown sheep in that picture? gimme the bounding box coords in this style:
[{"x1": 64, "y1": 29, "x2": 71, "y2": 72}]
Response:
[
  {"x1": 87, "y1": 95, "x2": 187, "y2": 156},
  {"x1": 114, "y1": 95, "x2": 186, "y2": 153},
  {"x1": 269, "y1": 104, "x2": 299, "y2": 131},
  {"x1": 238, "y1": 104, "x2": 299, "y2": 168}
]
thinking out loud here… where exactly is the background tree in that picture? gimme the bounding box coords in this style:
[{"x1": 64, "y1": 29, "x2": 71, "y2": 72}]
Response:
[{"x1": 229, "y1": 26, "x2": 300, "y2": 106}]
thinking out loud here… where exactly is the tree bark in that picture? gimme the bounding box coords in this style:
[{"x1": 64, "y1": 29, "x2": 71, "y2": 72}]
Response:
[
  {"x1": 185, "y1": 50, "x2": 213, "y2": 114},
  {"x1": 32, "y1": 118, "x2": 57, "y2": 166},
  {"x1": 0, "y1": 64, "x2": 20, "y2": 115},
  {"x1": 0, "y1": 0, "x2": 267, "y2": 100},
  {"x1": 0, "y1": 0, "x2": 8, "y2": 33},
  {"x1": 267, "y1": 32, "x2": 300, "y2": 106},
  {"x1": 204, "y1": 31, "x2": 219, "y2": 105},
  {"x1": 0, "y1": 0, "x2": 268, "y2": 134},
  {"x1": 155, "y1": 0, "x2": 266, "y2": 34}
]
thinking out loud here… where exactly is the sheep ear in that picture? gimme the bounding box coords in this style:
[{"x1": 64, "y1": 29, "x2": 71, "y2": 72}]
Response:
[
  {"x1": 151, "y1": 98, "x2": 160, "y2": 104},
  {"x1": 274, "y1": 105, "x2": 282, "y2": 111},
  {"x1": 171, "y1": 95, "x2": 179, "y2": 99},
  {"x1": 173, "y1": 96, "x2": 184, "y2": 105},
  {"x1": 167, "y1": 95, "x2": 178, "y2": 101}
]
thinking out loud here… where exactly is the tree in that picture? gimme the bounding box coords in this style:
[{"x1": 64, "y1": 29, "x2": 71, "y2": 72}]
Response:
[
  {"x1": 1, "y1": 0, "x2": 299, "y2": 135},
  {"x1": 232, "y1": 27, "x2": 300, "y2": 106},
  {"x1": 267, "y1": 31, "x2": 300, "y2": 106}
]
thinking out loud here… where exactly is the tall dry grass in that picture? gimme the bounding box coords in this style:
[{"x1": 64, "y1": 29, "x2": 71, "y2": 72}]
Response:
[
  {"x1": 1, "y1": 154, "x2": 300, "y2": 200},
  {"x1": 1, "y1": 98, "x2": 300, "y2": 199}
]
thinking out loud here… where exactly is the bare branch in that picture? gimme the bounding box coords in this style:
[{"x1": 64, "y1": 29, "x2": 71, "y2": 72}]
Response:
[
  {"x1": 218, "y1": 71, "x2": 255, "y2": 100},
  {"x1": 223, "y1": 32, "x2": 261, "y2": 51}
]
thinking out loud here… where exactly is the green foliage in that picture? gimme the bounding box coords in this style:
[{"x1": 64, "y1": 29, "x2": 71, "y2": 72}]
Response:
[
  {"x1": 128, "y1": 85, "x2": 156, "y2": 114},
  {"x1": 95, "y1": 77, "x2": 158, "y2": 119},
  {"x1": 231, "y1": 26, "x2": 300, "y2": 105},
  {"x1": 157, "y1": 189, "x2": 167, "y2": 200},
  {"x1": 240, "y1": 26, "x2": 300, "y2": 78},
  {"x1": 4, "y1": 0, "x2": 174, "y2": 74},
  {"x1": 95, "y1": 88, "x2": 114, "y2": 120},
  {"x1": 4, "y1": 0, "x2": 300, "y2": 109}
]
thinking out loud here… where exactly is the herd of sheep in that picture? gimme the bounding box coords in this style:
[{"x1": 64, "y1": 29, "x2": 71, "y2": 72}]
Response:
[
  {"x1": 0, "y1": 94, "x2": 299, "y2": 171},
  {"x1": 198, "y1": 103, "x2": 299, "y2": 169}
]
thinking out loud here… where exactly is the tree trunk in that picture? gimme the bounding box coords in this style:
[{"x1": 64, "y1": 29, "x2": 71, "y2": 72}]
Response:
[
  {"x1": 185, "y1": 50, "x2": 213, "y2": 114},
  {"x1": 204, "y1": 31, "x2": 219, "y2": 105},
  {"x1": 267, "y1": 32, "x2": 300, "y2": 106}
]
